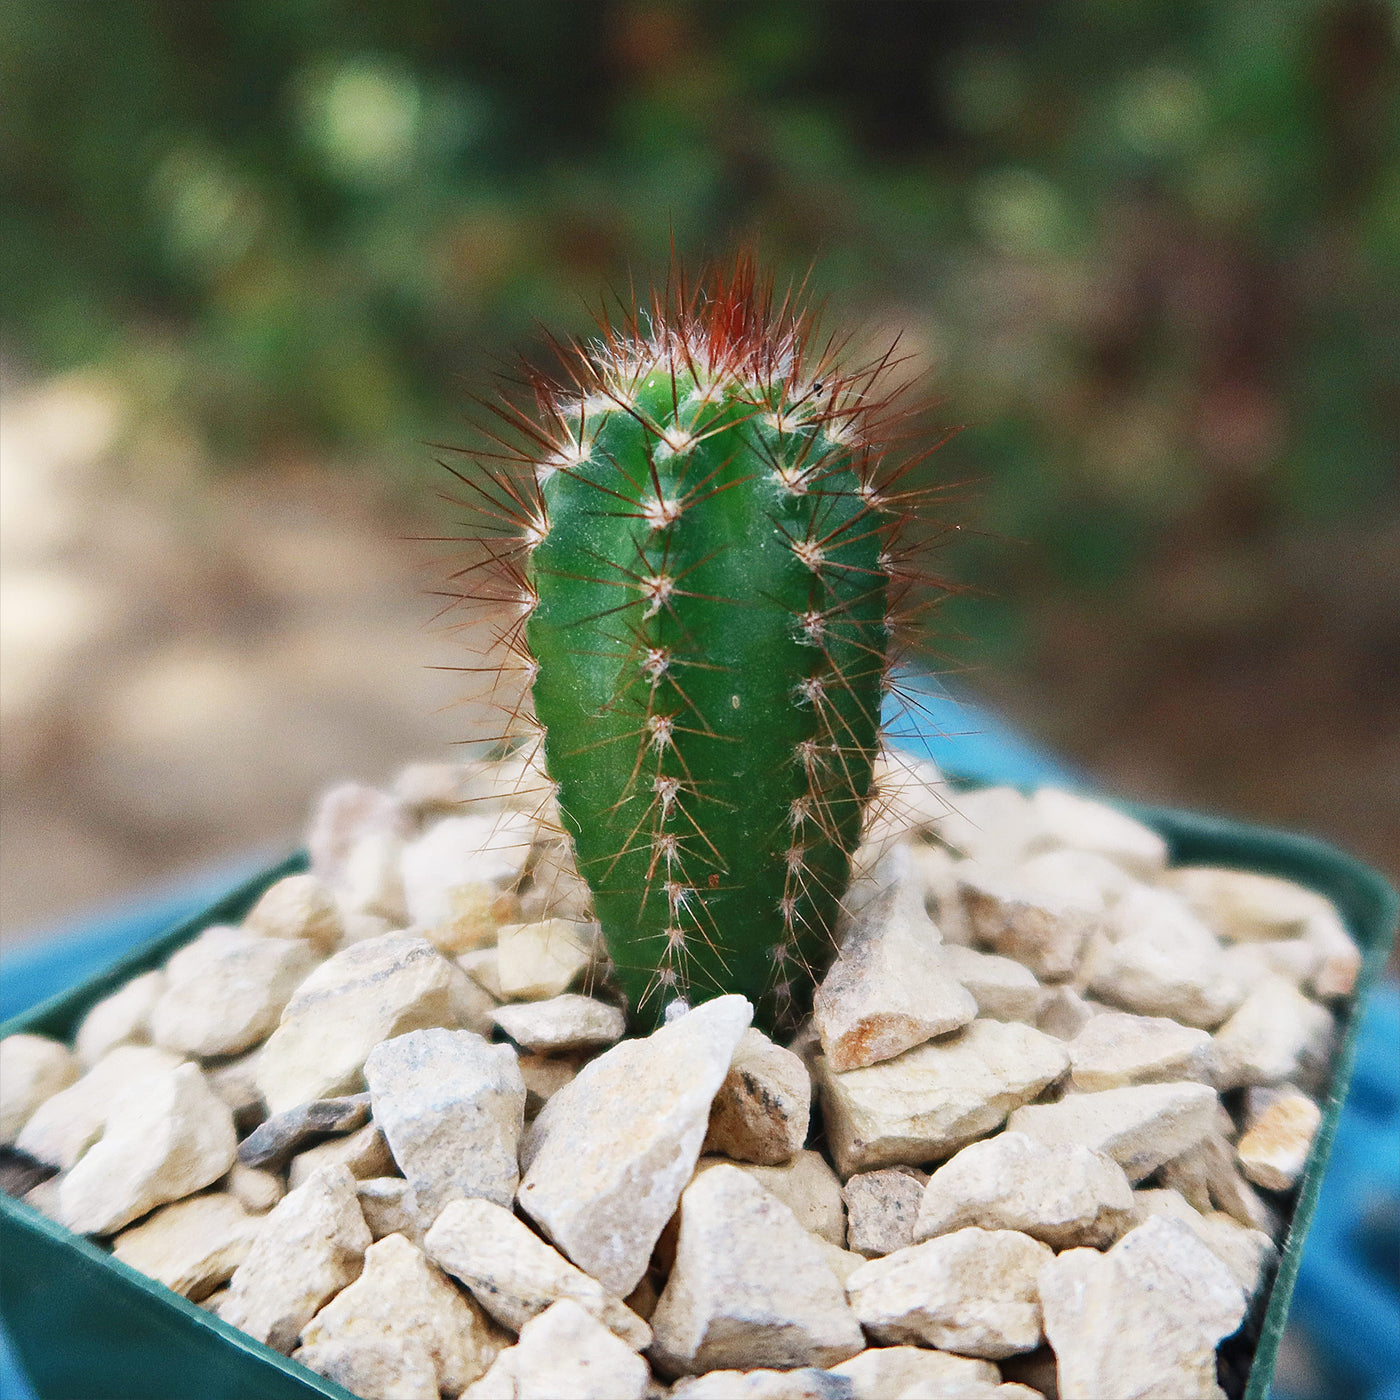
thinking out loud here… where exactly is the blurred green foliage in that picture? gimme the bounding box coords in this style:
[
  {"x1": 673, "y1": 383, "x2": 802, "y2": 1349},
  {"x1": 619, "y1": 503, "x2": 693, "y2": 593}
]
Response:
[{"x1": 2, "y1": 0, "x2": 1397, "y2": 662}]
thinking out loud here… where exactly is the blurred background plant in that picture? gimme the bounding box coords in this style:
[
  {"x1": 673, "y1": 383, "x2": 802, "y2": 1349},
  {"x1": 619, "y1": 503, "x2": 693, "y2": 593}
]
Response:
[{"x1": 1, "y1": 0, "x2": 1396, "y2": 931}]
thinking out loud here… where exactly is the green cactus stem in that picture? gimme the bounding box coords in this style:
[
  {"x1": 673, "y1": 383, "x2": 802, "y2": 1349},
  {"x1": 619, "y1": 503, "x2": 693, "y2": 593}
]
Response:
[{"x1": 468, "y1": 258, "x2": 929, "y2": 1032}]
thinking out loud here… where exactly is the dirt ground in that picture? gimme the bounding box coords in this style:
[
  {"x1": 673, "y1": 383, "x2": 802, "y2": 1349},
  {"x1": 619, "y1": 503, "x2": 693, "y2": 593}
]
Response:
[
  {"x1": 2, "y1": 367, "x2": 1397, "y2": 945},
  {"x1": 0, "y1": 369, "x2": 503, "y2": 938}
]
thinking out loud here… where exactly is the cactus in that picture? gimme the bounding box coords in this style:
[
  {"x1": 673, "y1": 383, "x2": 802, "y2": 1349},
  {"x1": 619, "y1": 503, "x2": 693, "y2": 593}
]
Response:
[{"x1": 461, "y1": 257, "x2": 931, "y2": 1032}]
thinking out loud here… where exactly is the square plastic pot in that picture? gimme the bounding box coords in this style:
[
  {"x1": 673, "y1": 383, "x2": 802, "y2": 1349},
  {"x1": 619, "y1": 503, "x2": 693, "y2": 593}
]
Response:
[{"x1": 1, "y1": 805, "x2": 1395, "y2": 1400}]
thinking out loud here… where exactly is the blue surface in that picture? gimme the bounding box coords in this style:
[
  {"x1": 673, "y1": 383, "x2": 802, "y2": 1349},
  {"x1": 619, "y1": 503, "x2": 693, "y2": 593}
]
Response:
[
  {"x1": 1278, "y1": 985, "x2": 1400, "y2": 1400},
  {"x1": 0, "y1": 1315, "x2": 31, "y2": 1400},
  {"x1": 1, "y1": 698, "x2": 1394, "y2": 1400},
  {"x1": 883, "y1": 680, "x2": 1083, "y2": 791}
]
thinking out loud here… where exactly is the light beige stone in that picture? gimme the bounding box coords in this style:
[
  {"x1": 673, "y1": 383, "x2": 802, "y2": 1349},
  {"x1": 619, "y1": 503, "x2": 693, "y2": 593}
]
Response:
[
  {"x1": 219, "y1": 1163, "x2": 371, "y2": 1353},
  {"x1": 60, "y1": 1064, "x2": 238, "y2": 1235},
  {"x1": 1210, "y1": 976, "x2": 1334, "y2": 1090},
  {"x1": 228, "y1": 1162, "x2": 284, "y2": 1213},
  {"x1": 245, "y1": 873, "x2": 344, "y2": 953},
  {"x1": 204, "y1": 1050, "x2": 266, "y2": 1134},
  {"x1": 624, "y1": 1273, "x2": 660, "y2": 1324},
  {"x1": 1084, "y1": 886, "x2": 1243, "y2": 1029},
  {"x1": 1006, "y1": 1080, "x2": 1218, "y2": 1183},
  {"x1": 294, "y1": 1338, "x2": 437, "y2": 1400},
  {"x1": 1123, "y1": 1184, "x2": 1207, "y2": 1230},
  {"x1": 842, "y1": 835, "x2": 923, "y2": 924},
  {"x1": 73, "y1": 972, "x2": 165, "y2": 1067},
  {"x1": 518, "y1": 1053, "x2": 579, "y2": 1116},
  {"x1": 254, "y1": 931, "x2": 488, "y2": 1113},
  {"x1": 1030, "y1": 788, "x2": 1168, "y2": 877},
  {"x1": 672, "y1": 1368, "x2": 853, "y2": 1399},
  {"x1": 1157, "y1": 1133, "x2": 1275, "y2": 1232},
  {"x1": 829, "y1": 1347, "x2": 1001, "y2": 1400},
  {"x1": 16, "y1": 1043, "x2": 184, "y2": 1169},
  {"x1": 159, "y1": 925, "x2": 239, "y2": 981},
  {"x1": 391, "y1": 760, "x2": 475, "y2": 814},
  {"x1": 915, "y1": 1131, "x2": 1133, "y2": 1249},
  {"x1": 364, "y1": 1028, "x2": 525, "y2": 1218},
  {"x1": 843, "y1": 1167, "x2": 927, "y2": 1257},
  {"x1": 356, "y1": 1177, "x2": 424, "y2": 1245},
  {"x1": 937, "y1": 944, "x2": 1043, "y2": 1023},
  {"x1": 335, "y1": 830, "x2": 409, "y2": 924},
  {"x1": 482, "y1": 748, "x2": 563, "y2": 819},
  {"x1": 847, "y1": 837, "x2": 910, "y2": 909},
  {"x1": 867, "y1": 746, "x2": 950, "y2": 841},
  {"x1": 906, "y1": 840, "x2": 973, "y2": 944},
  {"x1": 518, "y1": 994, "x2": 752, "y2": 1298},
  {"x1": 307, "y1": 782, "x2": 410, "y2": 888},
  {"x1": 151, "y1": 934, "x2": 318, "y2": 1059},
  {"x1": 1195, "y1": 1210, "x2": 1279, "y2": 1300},
  {"x1": 458, "y1": 946, "x2": 504, "y2": 999},
  {"x1": 394, "y1": 755, "x2": 550, "y2": 818},
  {"x1": 496, "y1": 918, "x2": 602, "y2": 1000},
  {"x1": 493, "y1": 994, "x2": 626, "y2": 1054},
  {"x1": 1220, "y1": 938, "x2": 1323, "y2": 992},
  {"x1": 420, "y1": 883, "x2": 515, "y2": 956},
  {"x1": 296, "y1": 1231, "x2": 500, "y2": 1395},
  {"x1": 815, "y1": 1240, "x2": 868, "y2": 1287},
  {"x1": 450, "y1": 965, "x2": 501, "y2": 1030},
  {"x1": 1039, "y1": 1215, "x2": 1246, "y2": 1400},
  {"x1": 958, "y1": 867, "x2": 1101, "y2": 983},
  {"x1": 462, "y1": 1299, "x2": 650, "y2": 1400},
  {"x1": 1303, "y1": 908, "x2": 1362, "y2": 998},
  {"x1": 693, "y1": 1150, "x2": 847, "y2": 1247},
  {"x1": 22, "y1": 1172, "x2": 64, "y2": 1223},
  {"x1": 517, "y1": 839, "x2": 594, "y2": 923},
  {"x1": 648, "y1": 1164, "x2": 863, "y2": 1377},
  {"x1": 786, "y1": 1019, "x2": 824, "y2": 1079},
  {"x1": 1125, "y1": 1188, "x2": 1277, "y2": 1298},
  {"x1": 1153, "y1": 1138, "x2": 1225, "y2": 1215},
  {"x1": 846, "y1": 1226, "x2": 1051, "y2": 1359},
  {"x1": 1237, "y1": 1089, "x2": 1321, "y2": 1191},
  {"x1": 1166, "y1": 865, "x2": 1337, "y2": 941},
  {"x1": 310, "y1": 782, "x2": 410, "y2": 921},
  {"x1": 401, "y1": 811, "x2": 537, "y2": 927},
  {"x1": 1019, "y1": 846, "x2": 1143, "y2": 905},
  {"x1": 815, "y1": 878, "x2": 976, "y2": 1072},
  {"x1": 931, "y1": 786, "x2": 1047, "y2": 866},
  {"x1": 288, "y1": 1123, "x2": 395, "y2": 1190},
  {"x1": 1067, "y1": 1010, "x2": 1215, "y2": 1091},
  {"x1": 424, "y1": 1196, "x2": 652, "y2": 1348},
  {"x1": 337, "y1": 913, "x2": 395, "y2": 948},
  {"x1": 1, "y1": 1034, "x2": 78, "y2": 1145},
  {"x1": 1017, "y1": 849, "x2": 1130, "y2": 917},
  {"x1": 112, "y1": 1192, "x2": 263, "y2": 1299},
  {"x1": 1035, "y1": 985, "x2": 1099, "y2": 1041},
  {"x1": 703, "y1": 1028, "x2": 811, "y2": 1165},
  {"x1": 819, "y1": 1019, "x2": 1070, "y2": 1176}
]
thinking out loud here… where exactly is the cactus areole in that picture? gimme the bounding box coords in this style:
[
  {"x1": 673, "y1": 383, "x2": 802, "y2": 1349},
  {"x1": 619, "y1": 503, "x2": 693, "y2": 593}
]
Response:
[{"x1": 470, "y1": 257, "x2": 933, "y2": 1032}]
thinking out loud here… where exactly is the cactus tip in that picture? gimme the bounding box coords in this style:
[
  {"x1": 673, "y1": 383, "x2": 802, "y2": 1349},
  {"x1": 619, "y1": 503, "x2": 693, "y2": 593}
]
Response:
[{"x1": 447, "y1": 251, "x2": 953, "y2": 1031}]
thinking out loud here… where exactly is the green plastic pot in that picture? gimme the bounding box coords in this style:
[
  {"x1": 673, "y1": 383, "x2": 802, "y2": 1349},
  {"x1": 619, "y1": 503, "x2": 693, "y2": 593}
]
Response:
[{"x1": 1, "y1": 805, "x2": 1395, "y2": 1400}]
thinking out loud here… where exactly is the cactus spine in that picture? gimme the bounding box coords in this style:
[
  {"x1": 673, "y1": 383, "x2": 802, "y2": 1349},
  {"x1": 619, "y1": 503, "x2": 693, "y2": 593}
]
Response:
[{"x1": 473, "y1": 258, "x2": 923, "y2": 1032}]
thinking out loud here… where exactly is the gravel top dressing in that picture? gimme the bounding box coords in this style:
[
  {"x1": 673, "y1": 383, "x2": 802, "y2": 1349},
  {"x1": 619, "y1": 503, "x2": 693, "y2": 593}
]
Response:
[{"x1": 1, "y1": 749, "x2": 1373, "y2": 1400}]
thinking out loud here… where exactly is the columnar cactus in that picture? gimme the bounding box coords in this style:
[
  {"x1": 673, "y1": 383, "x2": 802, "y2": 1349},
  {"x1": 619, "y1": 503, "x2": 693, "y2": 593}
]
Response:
[{"x1": 467, "y1": 258, "x2": 930, "y2": 1031}]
